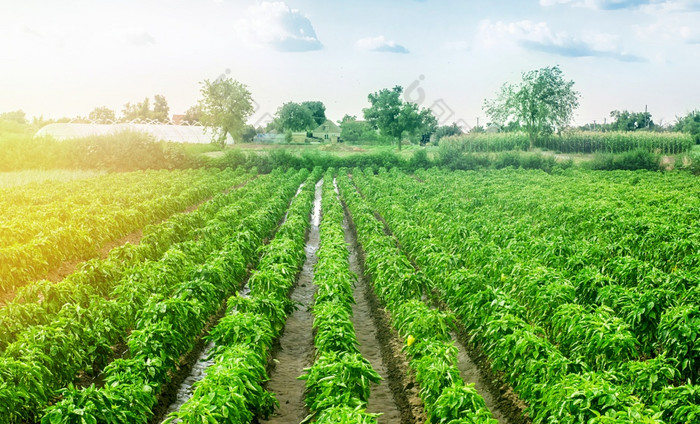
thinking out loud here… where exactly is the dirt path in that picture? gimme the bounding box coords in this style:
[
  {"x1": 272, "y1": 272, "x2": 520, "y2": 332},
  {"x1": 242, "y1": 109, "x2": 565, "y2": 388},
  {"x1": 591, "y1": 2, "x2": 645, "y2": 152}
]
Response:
[
  {"x1": 452, "y1": 331, "x2": 513, "y2": 424},
  {"x1": 260, "y1": 179, "x2": 323, "y2": 424},
  {"x1": 342, "y1": 214, "x2": 407, "y2": 424}
]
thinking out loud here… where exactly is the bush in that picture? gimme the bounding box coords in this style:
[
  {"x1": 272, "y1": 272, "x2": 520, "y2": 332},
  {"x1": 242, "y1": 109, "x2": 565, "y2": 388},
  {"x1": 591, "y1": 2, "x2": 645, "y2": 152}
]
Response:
[{"x1": 588, "y1": 148, "x2": 660, "y2": 171}]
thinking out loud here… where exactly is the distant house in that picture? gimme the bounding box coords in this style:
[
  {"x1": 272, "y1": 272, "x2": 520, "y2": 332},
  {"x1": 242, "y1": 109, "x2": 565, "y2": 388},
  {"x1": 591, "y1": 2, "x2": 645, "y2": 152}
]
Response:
[
  {"x1": 312, "y1": 120, "x2": 341, "y2": 142},
  {"x1": 172, "y1": 114, "x2": 185, "y2": 125}
]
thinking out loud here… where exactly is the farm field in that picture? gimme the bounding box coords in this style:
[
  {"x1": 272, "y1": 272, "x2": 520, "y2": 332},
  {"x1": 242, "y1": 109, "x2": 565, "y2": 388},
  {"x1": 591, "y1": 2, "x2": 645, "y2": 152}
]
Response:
[
  {"x1": 1, "y1": 166, "x2": 699, "y2": 424},
  {"x1": 0, "y1": 168, "x2": 250, "y2": 297}
]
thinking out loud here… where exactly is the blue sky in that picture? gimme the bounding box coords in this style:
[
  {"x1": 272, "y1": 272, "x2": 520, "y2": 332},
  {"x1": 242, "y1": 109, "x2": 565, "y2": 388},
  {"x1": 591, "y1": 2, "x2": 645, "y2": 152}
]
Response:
[{"x1": 0, "y1": 0, "x2": 698, "y2": 128}]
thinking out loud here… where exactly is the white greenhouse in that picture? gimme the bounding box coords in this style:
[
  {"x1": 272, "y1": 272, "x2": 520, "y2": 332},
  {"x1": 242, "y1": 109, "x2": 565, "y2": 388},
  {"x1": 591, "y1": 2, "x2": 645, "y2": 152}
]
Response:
[{"x1": 34, "y1": 123, "x2": 233, "y2": 144}]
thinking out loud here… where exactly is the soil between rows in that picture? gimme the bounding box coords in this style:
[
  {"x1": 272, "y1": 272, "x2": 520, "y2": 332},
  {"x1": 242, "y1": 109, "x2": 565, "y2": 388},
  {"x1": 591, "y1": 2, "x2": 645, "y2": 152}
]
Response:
[{"x1": 260, "y1": 179, "x2": 323, "y2": 424}]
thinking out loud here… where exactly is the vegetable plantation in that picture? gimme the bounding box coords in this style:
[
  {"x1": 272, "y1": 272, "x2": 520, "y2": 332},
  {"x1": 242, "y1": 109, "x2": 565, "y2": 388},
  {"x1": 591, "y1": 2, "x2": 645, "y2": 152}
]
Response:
[{"x1": 1, "y1": 164, "x2": 699, "y2": 424}]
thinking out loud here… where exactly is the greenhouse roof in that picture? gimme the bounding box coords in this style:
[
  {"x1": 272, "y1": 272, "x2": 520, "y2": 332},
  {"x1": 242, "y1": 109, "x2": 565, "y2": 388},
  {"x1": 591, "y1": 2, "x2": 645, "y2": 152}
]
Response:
[{"x1": 34, "y1": 123, "x2": 233, "y2": 144}]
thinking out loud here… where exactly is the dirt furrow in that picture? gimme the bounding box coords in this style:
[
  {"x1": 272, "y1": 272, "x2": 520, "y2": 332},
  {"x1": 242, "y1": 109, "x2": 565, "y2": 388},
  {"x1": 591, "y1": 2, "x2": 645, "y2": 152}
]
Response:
[{"x1": 260, "y1": 179, "x2": 323, "y2": 424}]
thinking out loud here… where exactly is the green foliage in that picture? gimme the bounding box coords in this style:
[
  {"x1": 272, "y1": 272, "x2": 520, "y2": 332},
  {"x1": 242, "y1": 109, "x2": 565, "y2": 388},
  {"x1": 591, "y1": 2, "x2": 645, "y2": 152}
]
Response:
[
  {"x1": 609, "y1": 109, "x2": 654, "y2": 131},
  {"x1": 363, "y1": 86, "x2": 437, "y2": 150},
  {"x1": 588, "y1": 148, "x2": 660, "y2": 171},
  {"x1": 274, "y1": 102, "x2": 317, "y2": 132},
  {"x1": 484, "y1": 65, "x2": 580, "y2": 148},
  {"x1": 674, "y1": 109, "x2": 700, "y2": 144},
  {"x1": 199, "y1": 77, "x2": 254, "y2": 148}
]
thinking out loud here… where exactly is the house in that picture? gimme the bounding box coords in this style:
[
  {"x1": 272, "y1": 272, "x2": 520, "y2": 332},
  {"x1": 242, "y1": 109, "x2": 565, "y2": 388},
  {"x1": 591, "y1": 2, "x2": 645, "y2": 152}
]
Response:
[{"x1": 312, "y1": 119, "x2": 341, "y2": 142}]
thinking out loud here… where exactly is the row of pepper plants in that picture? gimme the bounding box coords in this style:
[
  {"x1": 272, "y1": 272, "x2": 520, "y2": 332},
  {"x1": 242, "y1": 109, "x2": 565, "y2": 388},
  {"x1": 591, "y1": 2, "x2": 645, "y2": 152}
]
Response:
[
  {"x1": 298, "y1": 171, "x2": 382, "y2": 423},
  {"x1": 337, "y1": 171, "x2": 498, "y2": 424},
  {"x1": 0, "y1": 168, "x2": 307, "y2": 423},
  {"x1": 0, "y1": 168, "x2": 248, "y2": 292},
  {"x1": 352, "y1": 167, "x2": 698, "y2": 423},
  {"x1": 410, "y1": 168, "x2": 700, "y2": 394},
  {"x1": 0, "y1": 168, "x2": 252, "y2": 350},
  {"x1": 164, "y1": 168, "x2": 321, "y2": 423}
]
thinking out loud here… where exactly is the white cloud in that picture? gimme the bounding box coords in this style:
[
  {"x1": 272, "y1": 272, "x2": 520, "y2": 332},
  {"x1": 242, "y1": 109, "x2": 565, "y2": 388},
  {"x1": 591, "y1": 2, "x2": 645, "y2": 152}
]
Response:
[
  {"x1": 237, "y1": 1, "x2": 322, "y2": 52},
  {"x1": 541, "y1": 0, "x2": 700, "y2": 11},
  {"x1": 476, "y1": 19, "x2": 644, "y2": 61},
  {"x1": 356, "y1": 35, "x2": 409, "y2": 53}
]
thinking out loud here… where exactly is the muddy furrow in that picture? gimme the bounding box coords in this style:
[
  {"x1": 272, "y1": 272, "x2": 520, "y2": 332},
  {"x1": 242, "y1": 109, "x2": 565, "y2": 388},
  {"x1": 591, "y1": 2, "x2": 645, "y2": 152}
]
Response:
[
  {"x1": 260, "y1": 179, "x2": 323, "y2": 424},
  {"x1": 342, "y1": 214, "x2": 408, "y2": 423},
  {"x1": 350, "y1": 176, "x2": 523, "y2": 424}
]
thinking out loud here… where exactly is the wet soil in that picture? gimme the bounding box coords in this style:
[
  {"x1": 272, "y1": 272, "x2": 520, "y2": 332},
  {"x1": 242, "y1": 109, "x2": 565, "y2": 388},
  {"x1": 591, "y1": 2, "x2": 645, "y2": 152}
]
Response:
[
  {"x1": 260, "y1": 179, "x2": 323, "y2": 424},
  {"x1": 343, "y1": 214, "x2": 416, "y2": 424},
  {"x1": 337, "y1": 183, "x2": 425, "y2": 424}
]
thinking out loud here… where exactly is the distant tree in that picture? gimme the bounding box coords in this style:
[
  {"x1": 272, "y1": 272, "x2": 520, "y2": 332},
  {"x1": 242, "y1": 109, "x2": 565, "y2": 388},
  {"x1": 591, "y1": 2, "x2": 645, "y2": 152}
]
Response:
[
  {"x1": 433, "y1": 123, "x2": 464, "y2": 141},
  {"x1": 152, "y1": 94, "x2": 170, "y2": 122},
  {"x1": 274, "y1": 102, "x2": 316, "y2": 132},
  {"x1": 122, "y1": 98, "x2": 151, "y2": 122},
  {"x1": 301, "y1": 101, "x2": 327, "y2": 126},
  {"x1": 675, "y1": 110, "x2": 700, "y2": 144},
  {"x1": 199, "y1": 77, "x2": 254, "y2": 148},
  {"x1": 240, "y1": 124, "x2": 257, "y2": 143},
  {"x1": 340, "y1": 114, "x2": 357, "y2": 124},
  {"x1": 88, "y1": 106, "x2": 116, "y2": 124},
  {"x1": 363, "y1": 86, "x2": 434, "y2": 150},
  {"x1": 484, "y1": 65, "x2": 580, "y2": 149},
  {"x1": 340, "y1": 120, "x2": 374, "y2": 143},
  {"x1": 183, "y1": 105, "x2": 202, "y2": 124},
  {"x1": 0, "y1": 110, "x2": 27, "y2": 124},
  {"x1": 609, "y1": 109, "x2": 654, "y2": 131},
  {"x1": 468, "y1": 125, "x2": 485, "y2": 134}
]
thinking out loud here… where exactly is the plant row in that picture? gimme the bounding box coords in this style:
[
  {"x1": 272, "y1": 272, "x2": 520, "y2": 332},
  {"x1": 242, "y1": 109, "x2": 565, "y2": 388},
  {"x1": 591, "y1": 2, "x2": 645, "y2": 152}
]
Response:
[
  {"x1": 0, "y1": 168, "x2": 248, "y2": 292},
  {"x1": 443, "y1": 131, "x2": 693, "y2": 154},
  {"x1": 352, "y1": 167, "x2": 693, "y2": 423},
  {"x1": 337, "y1": 172, "x2": 498, "y2": 424},
  {"x1": 0, "y1": 169, "x2": 305, "y2": 423},
  {"x1": 0, "y1": 168, "x2": 253, "y2": 350},
  {"x1": 298, "y1": 171, "x2": 382, "y2": 423},
  {"x1": 164, "y1": 168, "x2": 321, "y2": 423}
]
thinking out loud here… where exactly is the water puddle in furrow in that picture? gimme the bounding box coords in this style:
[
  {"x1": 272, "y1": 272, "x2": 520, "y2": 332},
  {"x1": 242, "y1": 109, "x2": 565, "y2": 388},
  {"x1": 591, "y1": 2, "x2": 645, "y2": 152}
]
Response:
[
  {"x1": 452, "y1": 332, "x2": 511, "y2": 424},
  {"x1": 260, "y1": 178, "x2": 323, "y2": 424},
  {"x1": 159, "y1": 182, "x2": 306, "y2": 423},
  {"x1": 336, "y1": 178, "x2": 403, "y2": 423}
]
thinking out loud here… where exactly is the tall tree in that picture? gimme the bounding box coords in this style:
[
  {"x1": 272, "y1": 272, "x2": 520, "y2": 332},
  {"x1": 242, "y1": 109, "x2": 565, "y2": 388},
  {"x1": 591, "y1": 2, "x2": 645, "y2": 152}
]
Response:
[
  {"x1": 363, "y1": 86, "x2": 434, "y2": 150},
  {"x1": 484, "y1": 65, "x2": 580, "y2": 149},
  {"x1": 199, "y1": 77, "x2": 254, "y2": 148},
  {"x1": 301, "y1": 101, "x2": 327, "y2": 126},
  {"x1": 183, "y1": 105, "x2": 202, "y2": 124},
  {"x1": 152, "y1": 94, "x2": 170, "y2": 123},
  {"x1": 274, "y1": 102, "x2": 316, "y2": 132}
]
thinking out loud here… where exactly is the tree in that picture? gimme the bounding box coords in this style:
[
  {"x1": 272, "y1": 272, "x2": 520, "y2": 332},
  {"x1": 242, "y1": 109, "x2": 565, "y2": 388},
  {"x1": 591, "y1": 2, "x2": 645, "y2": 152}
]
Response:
[
  {"x1": 274, "y1": 102, "x2": 316, "y2": 132},
  {"x1": 199, "y1": 77, "x2": 254, "y2": 148},
  {"x1": 183, "y1": 105, "x2": 202, "y2": 124},
  {"x1": 152, "y1": 94, "x2": 170, "y2": 122},
  {"x1": 484, "y1": 65, "x2": 580, "y2": 149},
  {"x1": 674, "y1": 110, "x2": 700, "y2": 144},
  {"x1": 301, "y1": 101, "x2": 327, "y2": 126},
  {"x1": 88, "y1": 106, "x2": 116, "y2": 124},
  {"x1": 609, "y1": 110, "x2": 654, "y2": 131},
  {"x1": 241, "y1": 124, "x2": 257, "y2": 143},
  {"x1": 433, "y1": 123, "x2": 464, "y2": 142},
  {"x1": 363, "y1": 86, "x2": 434, "y2": 150},
  {"x1": 0, "y1": 110, "x2": 27, "y2": 124}
]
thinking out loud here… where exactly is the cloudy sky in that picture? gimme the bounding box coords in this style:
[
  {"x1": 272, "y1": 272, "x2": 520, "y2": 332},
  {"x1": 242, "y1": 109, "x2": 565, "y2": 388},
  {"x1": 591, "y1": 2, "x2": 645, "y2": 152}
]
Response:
[{"x1": 1, "y1": 0, "x2": 698, "y2": 128}]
